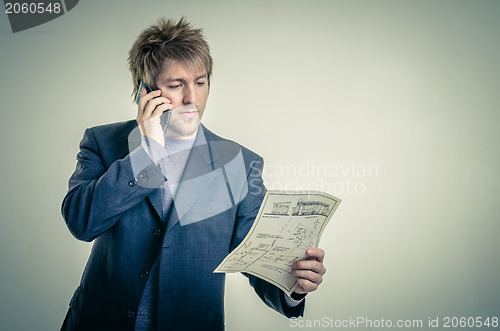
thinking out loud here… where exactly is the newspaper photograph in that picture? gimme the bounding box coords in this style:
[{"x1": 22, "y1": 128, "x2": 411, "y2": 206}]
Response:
[{"x1": 214, "y1": 190, "x2": 341, "y2": 296}]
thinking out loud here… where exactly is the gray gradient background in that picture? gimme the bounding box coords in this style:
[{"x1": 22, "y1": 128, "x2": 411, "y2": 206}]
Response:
[{"x1": 1, "y1": 1, "x2": 499, "y2": 330}]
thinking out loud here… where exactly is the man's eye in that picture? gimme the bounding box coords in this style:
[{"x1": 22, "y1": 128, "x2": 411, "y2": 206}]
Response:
[
  {"x1": 196, "y1": 81, "x2": 206, "y2": 86},
  {"x1": 168, "y1": 84, "x2": 181, "y2": 89}
]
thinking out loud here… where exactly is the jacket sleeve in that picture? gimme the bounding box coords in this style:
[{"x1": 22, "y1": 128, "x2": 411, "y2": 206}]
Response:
[
  {"x1": 230, "y1": 155, "x2": 305, "y2": 318},
  {"x1": 246, "y1": 273, "x2": 305, "y2": 318},
  {"x1": 61, "y1": 127, "x2": 166, "y2": 242}
]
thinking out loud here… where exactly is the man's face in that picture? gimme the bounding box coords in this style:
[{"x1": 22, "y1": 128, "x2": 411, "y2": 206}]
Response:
[{"x1": 155, "y1": 60, "x2": 209, "y2": 139}]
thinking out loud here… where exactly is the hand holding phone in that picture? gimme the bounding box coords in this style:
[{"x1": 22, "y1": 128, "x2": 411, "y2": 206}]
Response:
[{"x1": 136, "y1": 81, "x2": 172, "y2": 146}]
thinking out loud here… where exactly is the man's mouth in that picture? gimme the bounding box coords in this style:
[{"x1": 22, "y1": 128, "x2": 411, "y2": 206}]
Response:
[
  {"x1": 175, "y1": 104, "x2": 199, "y2": 118},
  {"x1": 179, "y1": 110, "x2": 199, "y2": 118}
]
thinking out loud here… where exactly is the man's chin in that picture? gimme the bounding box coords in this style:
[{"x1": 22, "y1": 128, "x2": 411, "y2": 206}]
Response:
[{"x1": 165, "y1": 121, "x2": 200, "y2": 139}]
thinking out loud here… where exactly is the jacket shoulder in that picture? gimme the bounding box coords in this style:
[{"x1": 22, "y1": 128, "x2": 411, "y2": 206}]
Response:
[
  {"x1": 87, "y1": 120, "x2": 137, "y2": 141},
  {"x1": 82, "y1": 120, "x2": 138, "y2": 166}
]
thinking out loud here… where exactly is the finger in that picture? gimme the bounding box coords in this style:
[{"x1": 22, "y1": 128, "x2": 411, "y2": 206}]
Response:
[
  {"x1": 150, "y1": 102, "x2": 174, "y2": 119},
  {"x1": 143, "y1": 97, "x2": 171, "y2": 119},
  {"x1": 293, "y1": 260, "x2": 326, "y2": 276},
  {"x1": 142, "y1": 93, "x2": 166, "y2": 115},
  {"x1": 292, "y1": 269, "x2": 323, "y2": 284},
  {"x1": 296, "y1": 277, "x2": 320, "y2": 293},
  {"x1": 306, "y1": 248, "x2": 325, "y2": 264},
  {"x1": 138, "y1": 89, "x2": 160, "y2": 109},
  {"x1": 137, "y1": 89, "x2": 156, "y2": 121},
  {"x1": 139, "y1": 90, "x2": 163, "y2": 115},
  {"x1": 293, "y1": 261, "x2": 326, "y2": 278}
]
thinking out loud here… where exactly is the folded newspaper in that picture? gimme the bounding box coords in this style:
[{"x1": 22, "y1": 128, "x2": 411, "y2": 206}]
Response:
[{"x1": 214, "y1": 190, "x2": 341, "y2": 296}]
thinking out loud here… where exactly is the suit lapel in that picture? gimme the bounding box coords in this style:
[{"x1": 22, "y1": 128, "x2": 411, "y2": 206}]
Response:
[{"x1": 147, "y1": 189, "x2": 164, "y2": 224}]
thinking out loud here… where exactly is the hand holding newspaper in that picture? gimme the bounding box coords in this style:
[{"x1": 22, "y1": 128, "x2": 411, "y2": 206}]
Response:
[{"x1": 214, "y1": 190, "x2": 341, "y2": 296}]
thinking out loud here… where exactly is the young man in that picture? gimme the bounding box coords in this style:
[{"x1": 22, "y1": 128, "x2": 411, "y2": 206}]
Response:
[{"x1": 61, "y1": 18, "x2": 326, "y2": 330}]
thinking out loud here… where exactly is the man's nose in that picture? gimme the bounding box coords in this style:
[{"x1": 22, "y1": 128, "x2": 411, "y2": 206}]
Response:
[{"x1": 183, "y1": 84, "x2": 197, "y2": 105}]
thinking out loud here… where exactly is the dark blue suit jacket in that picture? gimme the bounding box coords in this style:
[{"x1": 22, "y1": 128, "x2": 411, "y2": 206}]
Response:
[{"x1": 61, "y1": 120, "x2": 304, "y2": 330}]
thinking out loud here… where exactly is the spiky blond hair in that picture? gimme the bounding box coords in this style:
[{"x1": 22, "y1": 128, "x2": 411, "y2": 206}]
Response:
[{"x1": 128, "y1": 17, "x2": 213, "y2": 100}]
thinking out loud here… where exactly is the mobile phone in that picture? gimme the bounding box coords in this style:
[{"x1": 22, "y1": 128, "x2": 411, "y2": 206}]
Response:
[
  {"x1": 135, "y1": 81, "x2": 171, "y2": 133},
  {"x1": 135, "y1": 81, "x2": 153, "y2": 105}
]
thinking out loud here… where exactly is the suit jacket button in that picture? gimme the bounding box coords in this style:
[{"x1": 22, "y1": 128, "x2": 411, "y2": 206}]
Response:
[
  {"x1": 127, "y1": 310, "x2": 136, "y2": 319},
  {"x1": 128, "y1": 180, "x2": 135, "y2": 186},
  {"x1": 139, "y1": 271, "x2": 149, "y2": 279},
  {"x1": 153, "y1": 229, "x2": 161, "y2": 237}
]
